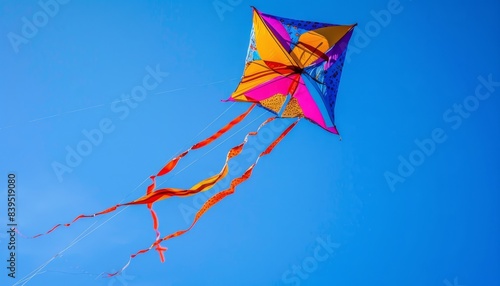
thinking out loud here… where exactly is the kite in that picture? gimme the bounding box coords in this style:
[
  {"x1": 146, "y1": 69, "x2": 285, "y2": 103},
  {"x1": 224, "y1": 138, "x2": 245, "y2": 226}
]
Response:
[{"x1": 29, "y1": 7, "x2": 356, "y2": 277}]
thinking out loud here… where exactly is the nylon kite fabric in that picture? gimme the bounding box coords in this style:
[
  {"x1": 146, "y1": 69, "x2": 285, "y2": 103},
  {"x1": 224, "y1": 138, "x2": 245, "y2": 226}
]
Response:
[{"x1": 228, "y1": 7, "x2": 356, "y2": 134}]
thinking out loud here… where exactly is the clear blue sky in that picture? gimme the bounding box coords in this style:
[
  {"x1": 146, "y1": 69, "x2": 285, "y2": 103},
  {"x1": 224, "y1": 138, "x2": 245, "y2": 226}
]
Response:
[{"x1": 1, "y1": 0, "x2": 499, "y2": 285}]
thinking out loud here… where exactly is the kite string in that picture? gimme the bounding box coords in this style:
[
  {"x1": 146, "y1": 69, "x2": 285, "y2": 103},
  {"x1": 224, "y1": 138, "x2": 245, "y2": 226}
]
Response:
[
  {"x1": 17, "y1": 103, "x2": 257, "y2": 284},
  {"x1": 23, "y1": 114, "x2": 275, "y2": 280},
  {"x1": 18, "y1": 102, "x2": 254, "y2": 284},
  {"x1": 105, "y1": 118, "x2": 300, "y2": 277},
  {"x1": 13, "y1": 76, "x2": 249, "y2": 284},
  {"x1": 14, "y1": 175, "x2": 150, "y2": 285},
  {"x1": 26, "y1": 104, "x2": 256, "y2": 240},
  {"x1": 14, "y1": 173, "x2": 150, "y2": 285},
  {"x1": 14, "y1": 207, "x2": 130, "y2": 286}
]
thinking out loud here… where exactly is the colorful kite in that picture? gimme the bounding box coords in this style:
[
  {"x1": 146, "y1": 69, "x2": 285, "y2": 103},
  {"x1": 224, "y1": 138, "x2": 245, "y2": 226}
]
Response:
[{"x1": 30, "y1": 7, "x2": 356, "y2": 276}]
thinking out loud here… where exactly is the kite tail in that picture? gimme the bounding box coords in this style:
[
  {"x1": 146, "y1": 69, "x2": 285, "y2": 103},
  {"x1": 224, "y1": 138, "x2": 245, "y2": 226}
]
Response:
[
  {"x1": 105, "y1": 118, "x2": 299, "y2": 277},
  {"x1": 29, "y1": 204, "x2": 124, "y2": 239},
  {"x1": 28, "y1": 104, "x2": 255, "y2": 240},
  {"x1": 136, "y1": 116, "x2": 276, "y2": 260},
  {"x1": 142, "y1": 103, "x2": 255, "y2": 258}
]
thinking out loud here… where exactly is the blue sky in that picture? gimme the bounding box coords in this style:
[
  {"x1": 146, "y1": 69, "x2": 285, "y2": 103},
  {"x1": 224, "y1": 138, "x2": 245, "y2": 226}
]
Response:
[{"x1": 1, "y1": 0, "x2": 499, "y2": 285}]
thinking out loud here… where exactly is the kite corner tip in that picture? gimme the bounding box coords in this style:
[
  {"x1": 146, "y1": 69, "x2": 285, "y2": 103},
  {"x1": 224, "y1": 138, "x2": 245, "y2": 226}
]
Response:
[{"x1": 334, "y1": 127, "x2": 342, "y2": 141}]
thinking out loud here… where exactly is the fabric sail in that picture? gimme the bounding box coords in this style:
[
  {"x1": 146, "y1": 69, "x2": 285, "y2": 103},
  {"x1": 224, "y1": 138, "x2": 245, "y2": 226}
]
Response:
[{"x1": 228, "y1": 7, "x2": 356, "y2": 135}]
